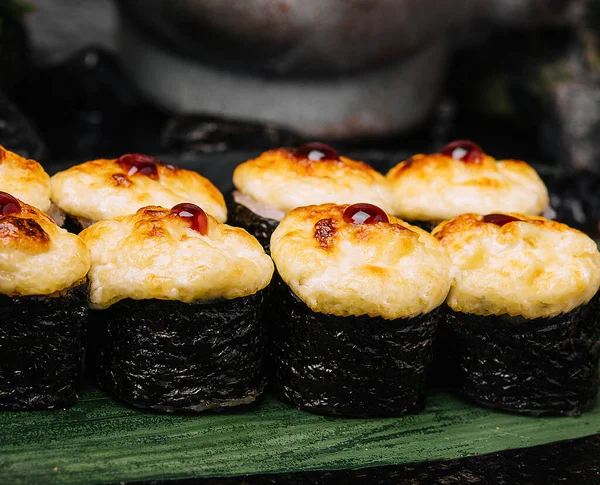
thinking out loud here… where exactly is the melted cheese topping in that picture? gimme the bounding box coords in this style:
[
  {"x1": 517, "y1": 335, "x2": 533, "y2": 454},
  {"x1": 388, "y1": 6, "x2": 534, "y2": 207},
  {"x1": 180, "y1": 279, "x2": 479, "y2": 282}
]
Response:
[
  {"x1": 80, "y1": 206, "x2": 274, "y2": 309},
  {"x1": 271, "y1": 204, "x2": 451, "y2": 320},
  {"x1": 432, "y1": 214, "x2": 600, "y2": 318},
  {"x1": 386, "y1": 153, "x2": 549, "y2": 221},
  {"x1": 0, "y1": 199, "x2": 90, "y2": 296},
  {"x1": 51, "y1": 158, "x2": 227, "y2": 223},
  {"x1": 233, "y1": 148, "x2": 393, "y2": 216},
  {"x1": 0, "y1": 145, "x2": 52, "y2": 213}
]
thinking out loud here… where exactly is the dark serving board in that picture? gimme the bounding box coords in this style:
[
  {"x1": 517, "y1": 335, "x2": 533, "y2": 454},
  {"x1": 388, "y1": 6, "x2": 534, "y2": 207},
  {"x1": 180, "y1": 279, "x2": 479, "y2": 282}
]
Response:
[{"x1": 1, "y1": 387, "x2": 599, "y2": 485}]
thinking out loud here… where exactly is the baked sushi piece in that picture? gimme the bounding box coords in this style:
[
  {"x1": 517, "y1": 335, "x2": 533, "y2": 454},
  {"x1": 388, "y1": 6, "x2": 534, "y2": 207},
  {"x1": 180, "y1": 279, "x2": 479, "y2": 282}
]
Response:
[
  {"x1": 80, "y1": 203, "x2": 273, "y2": 412},
  {"x1": 269, "y1": 202, "x2": 451, "y2": 417},
  {"x1": 50, "y1": 153, "x2": 226, "y2": 232},
  {"x1": 0, "y1": 191, "x2": 91, "y2": 410},
  {"x1": 0, "y1": 144, "x2": 64, "y2": 224},
  {"x1": 230, "y1": 142, "x2": 391, "y2": 252},
  {"x1": 386, "y1": 140, "x2": 550, "y2": 231},
  {"x1": 433, "y1": 213, "x2": 600, "y2": 416}
]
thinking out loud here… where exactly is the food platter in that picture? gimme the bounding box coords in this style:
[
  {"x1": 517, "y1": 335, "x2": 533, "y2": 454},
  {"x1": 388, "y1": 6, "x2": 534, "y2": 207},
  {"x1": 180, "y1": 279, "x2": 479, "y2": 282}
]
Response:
[{"x1": 1, "y1": 151, "x2": 599, "y2": 484}]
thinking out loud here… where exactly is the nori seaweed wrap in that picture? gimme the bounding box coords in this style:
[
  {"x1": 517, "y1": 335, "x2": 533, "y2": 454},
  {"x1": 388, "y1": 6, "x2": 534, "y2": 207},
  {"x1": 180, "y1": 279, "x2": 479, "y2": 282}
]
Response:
[
  {"x1": 0, "y1": 192, "x2": 91, "y2": 410},
  {"x1": 433, "y1": 213, "x2": 600, "y2": 416},
  {"x1": 50, "y1": 153, "x2": 227, "y2": 232},
  {"x1": 0, "y1": 285, "x2": 88, "y2": 410},
  {"x1": 269, "y1": 203, "x2": 451, "y2": 417},
  {"x1": 93, "y1": 291, "x2": 266, "y2": 411},
  {"x1": 386, "y1": 140, "x2": 550, "y2": 230},
  {"x1": 80, "y1": 203, "x2": 273, "y2": 412},
  {"x1": 229, "y1": 142, "x2": 392, "y2": 252}
]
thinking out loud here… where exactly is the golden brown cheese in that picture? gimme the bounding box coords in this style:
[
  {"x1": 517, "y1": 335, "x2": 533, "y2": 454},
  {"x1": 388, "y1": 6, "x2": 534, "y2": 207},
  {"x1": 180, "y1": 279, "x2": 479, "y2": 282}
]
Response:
[
  {"x1": 0, "y1": 145, "x2": 52, "y2": 212},
  {"x1": 432, "y1": 213, "x2": 600, "y2": 318},
  {"x1": 50, "y1": 157, "x2": 227, "y2": 223},
  {"x1": 80, "y1": 205, "x2": 274, "y2": 309},
  {"x1": 386, "y1": 153, "x2": 549, "y2": 221},
  {"x1": 233, "y1": 148, "x2": 392, "y2": 217},
  {"x1": 0, "y1": 198, "x2": 90, "y2": 296},
  {"x1": 270, "y1": 203, "x2": 451, "y2": 320}
]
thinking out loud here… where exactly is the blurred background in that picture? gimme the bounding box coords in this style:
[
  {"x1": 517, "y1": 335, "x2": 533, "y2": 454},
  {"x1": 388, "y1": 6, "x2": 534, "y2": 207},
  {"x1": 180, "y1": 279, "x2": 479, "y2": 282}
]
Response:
[{"x1": 1, "y1": 0, "x2": 600, "y2": 237}]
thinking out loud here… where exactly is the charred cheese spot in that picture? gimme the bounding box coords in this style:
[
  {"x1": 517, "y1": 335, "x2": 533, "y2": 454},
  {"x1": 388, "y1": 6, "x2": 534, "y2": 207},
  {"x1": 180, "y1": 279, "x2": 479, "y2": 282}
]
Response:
[{"x1": 314, "y1": 218, "x2": 337, "y2": 249}]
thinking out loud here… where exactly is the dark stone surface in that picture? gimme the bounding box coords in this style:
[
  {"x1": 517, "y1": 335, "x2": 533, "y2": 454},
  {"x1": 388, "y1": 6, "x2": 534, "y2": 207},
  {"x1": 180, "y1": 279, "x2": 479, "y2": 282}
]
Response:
[
  {"x1": 0, "y1": 8, "x2": 30, "y2": 94},
  {"x1": 0, "y1": 88, "x2": 46, "y2": 161},
  {"x1": 542, "y1": 80, "x2": 600, "y2": 170},
  {"x1": 162, "y1": 115, "x2": 302, "y2": 156},
  {"x1": 14, "y1": 47, "x2": 168, "y2": 161}
]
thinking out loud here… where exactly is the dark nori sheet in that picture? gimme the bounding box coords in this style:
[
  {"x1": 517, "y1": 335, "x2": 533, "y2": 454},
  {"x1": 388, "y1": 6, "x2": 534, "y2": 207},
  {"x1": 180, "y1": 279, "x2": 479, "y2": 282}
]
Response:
[
  {"x1": 226, "y1": 193, "x2": 279, "y2": 254},
  {"x1": 404, "y1": 219, "x2": 439, "y2": 232},
  {"x1": 94, "y1": 291, "x2": 267, "y2": 412},
  {"x1": 443, "y1": 293, "x2": 600, "y2": 416},
  {"x1": 0, "y1": 284, "x2": 88, "y2": 410},
  {"x1": 268, "y1": 278, "x2": 440, "y2": 417},
  {"x1": 62, "y1": 214, "x2": 83, "y2": 234}
]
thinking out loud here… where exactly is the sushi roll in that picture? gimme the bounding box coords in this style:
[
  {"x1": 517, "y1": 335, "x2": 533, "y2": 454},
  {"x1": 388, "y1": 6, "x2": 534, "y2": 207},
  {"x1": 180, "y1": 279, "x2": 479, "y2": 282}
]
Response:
[
  {"x1": 269, "y1": 202, "x2": 451, "y2": 417},
  {"x1": 0, "y1": 144, "x2": 64, "y2": 224},
  {"x1": 433, "y1": 213, "x2": 600, "y2": 416},
  {"x1": 0, "y1": 191, "x2": 91, "y2": 410},
  {"x1": 230, "y1": 142, "x2": 391, "y2": 252},
  {"x1": 50, "y1": 153, "x2": 226, "y2": 232},
  {"x1": 386, "y1": 140, "x2": 550, "y2": 231},
  {"x1": 80, "y1": 203, "x2": 273, "y2": 412}
]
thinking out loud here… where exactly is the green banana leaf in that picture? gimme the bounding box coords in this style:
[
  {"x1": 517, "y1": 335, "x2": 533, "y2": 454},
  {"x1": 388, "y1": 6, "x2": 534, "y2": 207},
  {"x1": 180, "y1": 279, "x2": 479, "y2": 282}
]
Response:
[{"x1": 1, "y1": 387, "x2": 599, "y2": 484}]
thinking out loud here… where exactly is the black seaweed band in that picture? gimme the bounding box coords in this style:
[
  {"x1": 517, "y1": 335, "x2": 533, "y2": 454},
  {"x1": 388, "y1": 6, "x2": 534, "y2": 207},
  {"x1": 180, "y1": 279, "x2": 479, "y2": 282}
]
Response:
[
  {"x1": 443, "y1": 293, "x2": 600, "y2": 416},
  {"x1": 93, "y1": 291, "x2": 267, "y2": 412},
  {"x1": 226, "y1": 192, "x2": 279, "y2": 254},
  {"x1": 269, "y1": 279, "x2": 440, "y2": 417},
  {"x1": 0, "y1": 284, "x2": 88, "y2": 410}
]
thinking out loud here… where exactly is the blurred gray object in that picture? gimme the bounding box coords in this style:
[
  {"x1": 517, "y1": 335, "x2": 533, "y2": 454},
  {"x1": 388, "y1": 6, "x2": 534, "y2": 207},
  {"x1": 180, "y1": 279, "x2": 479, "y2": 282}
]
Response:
[
  {"x1": 26, "y1": 0, "x2": 581, "y2": 139},
  {"x1": 117, "y1": 0, "x2": 579, "y2": 138},
  {"x1": 0, "y1": 88, "x2": 47, "y2": 161},
  {"x1": 26, "y1": 0, "x2": 117, "y2": 66}
]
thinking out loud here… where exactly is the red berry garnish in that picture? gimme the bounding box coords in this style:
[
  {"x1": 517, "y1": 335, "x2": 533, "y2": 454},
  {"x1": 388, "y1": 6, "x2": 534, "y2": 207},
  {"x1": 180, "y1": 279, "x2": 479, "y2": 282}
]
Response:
[
  {"x1": 0, "y1": 192, "x2": 21, "y2": 215},
  {"x1": 116, "y1": 153, "x2": 159, "y2": 179},
  {"x1": 441, "y1": 140, "x2": 484, "y2": 163},
  {"x1": 292, "y1": 142, "x2": 340, "y2": 161},
  {"x1": 343, "y1": 203, "x2": 389, "y2": 225},
  {"x1": 171, "y1": 203, "x2": 208, "y2": 235},
  {"x1": 482, "y1": 214, "x2": 521, "y2": 227}
]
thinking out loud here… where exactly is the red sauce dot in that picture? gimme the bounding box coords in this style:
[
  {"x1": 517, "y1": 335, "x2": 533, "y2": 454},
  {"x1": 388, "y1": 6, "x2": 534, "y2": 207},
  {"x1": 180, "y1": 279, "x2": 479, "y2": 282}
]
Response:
[
  {"x1": 292, "y1": 142, "x2": 340, "y2": 161},
  {"x1": 482, "y1": 213, "x2": 521, "y2": 227},
  {"x1": 441, "y1": 140, "x2": 484, "y2": 163},
  {"x1": 116, "y1": 153, "x2": 159, "y2": 179},
  {"x1": 171, "y1": 203, "x2": 208, "y2": 235},
  {"x1": 343, "y1": 203, "x2": 389, "y2": 225},
  {"x1": 0, "y1": 192, "x2": 21, "y2": 215}
]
